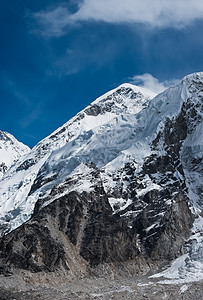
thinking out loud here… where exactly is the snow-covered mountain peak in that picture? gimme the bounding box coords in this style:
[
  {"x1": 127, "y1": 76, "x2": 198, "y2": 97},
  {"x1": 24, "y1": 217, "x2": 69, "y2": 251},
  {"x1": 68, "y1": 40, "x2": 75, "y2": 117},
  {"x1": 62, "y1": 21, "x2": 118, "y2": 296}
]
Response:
[
  {"x1": 83, "y1": 83, "x2": 156, "y2": 119},
  {"x1": 30, "y1": 83, "x2": 156, "y2": 161},
  {"x1": 91, "y1": 83, "x2": 156, "y2": 108},
  {"x1": 0, "y1": 131, "x2": 30, "y2": 179}
]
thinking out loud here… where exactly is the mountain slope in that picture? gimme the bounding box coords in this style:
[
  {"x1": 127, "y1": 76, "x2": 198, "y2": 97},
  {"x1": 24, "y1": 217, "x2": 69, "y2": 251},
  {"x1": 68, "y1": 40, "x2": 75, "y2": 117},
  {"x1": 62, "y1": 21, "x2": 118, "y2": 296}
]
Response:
[{"x1": 0, "y1": 73, "x2": 202, "y2": 282}]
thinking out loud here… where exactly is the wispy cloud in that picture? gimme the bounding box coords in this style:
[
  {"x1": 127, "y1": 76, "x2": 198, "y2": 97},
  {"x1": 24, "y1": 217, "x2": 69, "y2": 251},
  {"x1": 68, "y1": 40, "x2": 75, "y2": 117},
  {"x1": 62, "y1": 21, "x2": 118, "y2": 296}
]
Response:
[
  {"x1": 31, "y1": 1, "x2": 203, "y2": 37},
  {"x1": 20, "y1": 103, "x2": 42, "y2": 129},
  {"x1": 130, "y1": 73, "x2": 179, "y2": 94},
  {"x1": 5, "y1": 78, "x2": 32, "y2": 107},
  {"x1": 2, "y1": 75, "x2": 44, "y2": 129},
  {"x1": 30, "y1": 6, "x2": 73, "y2": 38}
]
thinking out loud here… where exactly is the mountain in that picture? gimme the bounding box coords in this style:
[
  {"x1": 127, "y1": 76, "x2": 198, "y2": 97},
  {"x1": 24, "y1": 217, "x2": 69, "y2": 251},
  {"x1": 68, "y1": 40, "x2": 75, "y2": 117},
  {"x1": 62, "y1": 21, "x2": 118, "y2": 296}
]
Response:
[
  {"x1": 0, "y1": 83, "x2": 156, "y2": 235},
  {"x1": 0, "y1": 131, "x2": 30, "y2": 179},
  {"x1": 0, "y1": 73, "x2": 202, "y2": 288}
]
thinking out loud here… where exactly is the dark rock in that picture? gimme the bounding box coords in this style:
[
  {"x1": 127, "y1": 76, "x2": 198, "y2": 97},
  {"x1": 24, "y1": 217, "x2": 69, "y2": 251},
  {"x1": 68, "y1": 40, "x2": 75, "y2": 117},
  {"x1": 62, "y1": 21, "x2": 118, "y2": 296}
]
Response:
[
  {"x1": 16, "y1": 159, "x2": 35, "y2": 172},
  {"x1": 0, "y1": 190, "x2": 138, "y2": 273}
]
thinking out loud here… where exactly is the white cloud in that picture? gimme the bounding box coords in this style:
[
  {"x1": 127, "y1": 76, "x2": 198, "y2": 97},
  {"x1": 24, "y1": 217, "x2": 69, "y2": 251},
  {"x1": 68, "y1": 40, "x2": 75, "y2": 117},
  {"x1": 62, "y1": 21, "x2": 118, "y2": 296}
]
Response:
[
  {"x1": 31, "y1": 7, "x2": 71, "y2": 38},
  {"x1": 74, "y1": 0, "x2": 203, "y2": 26},
  {"x1": 130, "y1": 73, "x2": 179, "y2": 94},
  {"x1": 31, "y1": 1, "x2": 203, "y2": 37}
]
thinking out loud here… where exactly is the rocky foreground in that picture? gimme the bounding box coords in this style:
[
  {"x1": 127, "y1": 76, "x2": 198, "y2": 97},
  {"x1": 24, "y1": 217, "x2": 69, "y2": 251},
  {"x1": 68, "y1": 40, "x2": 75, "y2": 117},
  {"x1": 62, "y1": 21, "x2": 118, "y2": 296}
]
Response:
[{"x1": 0, "y1": 271, "x2": 202, "y2": 300}]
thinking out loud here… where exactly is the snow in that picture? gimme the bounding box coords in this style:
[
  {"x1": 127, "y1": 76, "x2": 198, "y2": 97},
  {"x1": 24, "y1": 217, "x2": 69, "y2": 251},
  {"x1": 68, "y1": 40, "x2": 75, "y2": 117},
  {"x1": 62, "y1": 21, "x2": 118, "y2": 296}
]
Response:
[
  {"x1": 136, "y1": 174, "x2": 161, "y2": 197},
  {"x1": 0, "y1": 153, "x2": 49, "y2": 233},
  {"x1": 0, "y1": 131, "x2": 30, "y2": 179},
  {"x1": 150, "y1": 215, "x2": 203, "y2": 284},
  {"x1": 192, "y1": 215, "x2": 203, "y2": 233},
  {"x1": 137, "y1": 282, "x2": 153, "y2": 287},
  {"x1": 145, "y1": 223, "x2": 159, "y2": 232},
  {"x1": 92, "y1": 83, "x2": 156, "y2": 109},
  {"x1": 151, "y1": 253, "x2": 203, "y2": 284},
  {"x1": 181, "y1": 122, "x2": 203, "y2": 209},
  {"x1": 108, "y1": 197, "x2": 132, "y2": 212},
  {"x1": 179, "y1": 284, "x2": 189, "y2": 294}
]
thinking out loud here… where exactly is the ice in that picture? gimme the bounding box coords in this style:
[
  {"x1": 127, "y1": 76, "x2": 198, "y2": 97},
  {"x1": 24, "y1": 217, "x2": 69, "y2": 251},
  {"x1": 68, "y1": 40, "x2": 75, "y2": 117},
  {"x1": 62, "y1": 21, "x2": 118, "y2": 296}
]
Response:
[
  {"x1": 108, "y1": 197, "x2": 132, "y2": 212},
  {"x1": 179, "y1": 284, "x2": 189, "y2": 294},
  {"x1": 150, "y1": 215, "x2": 203, "y2": 284},
  {"x1": 136, "y1": 174, "x2": 161, "y2": 197}
]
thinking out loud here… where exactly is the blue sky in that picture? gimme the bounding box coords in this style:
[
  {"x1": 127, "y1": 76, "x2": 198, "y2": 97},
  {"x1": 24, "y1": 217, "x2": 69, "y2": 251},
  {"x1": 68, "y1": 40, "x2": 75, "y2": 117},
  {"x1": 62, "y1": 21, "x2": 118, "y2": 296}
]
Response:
[{"x1": 1, "y1": 0, "x2": 203, "y2": 148}]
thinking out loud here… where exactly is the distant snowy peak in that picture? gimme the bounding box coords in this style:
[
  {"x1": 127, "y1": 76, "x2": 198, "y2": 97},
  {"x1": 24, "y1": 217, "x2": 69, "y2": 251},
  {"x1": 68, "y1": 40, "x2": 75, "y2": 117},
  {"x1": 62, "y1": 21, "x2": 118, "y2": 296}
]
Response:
[
  {"x1": 52, "y1": 83, "x2": 156, "y2": 133},
  {"x1": 0, "y1": 131, "x2": 30, "y2": 178},
  {"x1": 86, "y1": 83, "x2": 156, "y2": 115},
  {"x1": 32, "y1": 83, "x2": 156, "y2": 158}
]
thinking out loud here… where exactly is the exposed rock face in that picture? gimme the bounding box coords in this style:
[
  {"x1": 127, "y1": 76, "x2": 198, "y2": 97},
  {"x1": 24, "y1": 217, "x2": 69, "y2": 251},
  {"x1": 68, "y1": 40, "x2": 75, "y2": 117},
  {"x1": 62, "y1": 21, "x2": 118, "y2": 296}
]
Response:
[
  {"x1": 0, "y1": 189, "x2": 193, "y2": 275},
  {"x1": 0, "y1": 163, "x2": 7, "y2": 177},
  {"x1": 0, "y1": 73, "x2": 202, "y2": 280},
  {"x1": 0, "y1": 189, "x2": 137, "y2": 274}
]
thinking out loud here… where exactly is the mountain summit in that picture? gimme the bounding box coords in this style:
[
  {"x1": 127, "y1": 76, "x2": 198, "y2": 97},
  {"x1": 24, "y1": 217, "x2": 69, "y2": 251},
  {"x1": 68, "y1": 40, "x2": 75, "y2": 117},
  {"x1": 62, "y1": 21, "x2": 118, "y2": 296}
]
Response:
[
  {"x1": 0, "y1": 131, "x2": 30, "y2": 179},
  {"x1": 0, "y1": 73, "x2": 202, "y2": 286}
]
